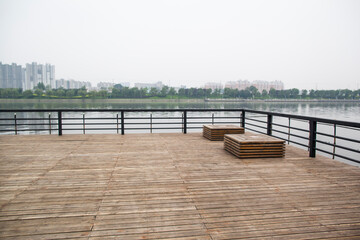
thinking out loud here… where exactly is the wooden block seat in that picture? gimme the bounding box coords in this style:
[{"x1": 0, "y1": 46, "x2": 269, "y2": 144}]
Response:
[
  {"x1": 224, "y1": 132, "x2": 285, "y2": 158},
  {"x1": 203, "y1": 124, "x2": 245, "y2": 141}
]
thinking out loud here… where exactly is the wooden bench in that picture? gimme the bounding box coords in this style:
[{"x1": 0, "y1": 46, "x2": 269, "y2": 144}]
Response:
[
  {"x1": 203, "y1": 124, "x2": 244, "y2": 141},
  {"x1": 224, "y1": 132, "x2": 285, "y2": 158}
]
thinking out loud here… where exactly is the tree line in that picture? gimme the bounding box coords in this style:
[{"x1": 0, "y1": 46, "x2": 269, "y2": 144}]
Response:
[{"x1": 0, "y1": 84, "x2": 359, "y2": 100}]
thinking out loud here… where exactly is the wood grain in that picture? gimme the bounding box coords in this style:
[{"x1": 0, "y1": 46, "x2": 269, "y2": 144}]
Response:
[{"x1": 0, "y1": 133, "x2": 359, "y2": 239}]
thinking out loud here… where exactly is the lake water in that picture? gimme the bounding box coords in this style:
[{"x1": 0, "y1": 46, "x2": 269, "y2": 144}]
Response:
[
  {"x1": 1, "y1": 100, "x2": 359, "y2": 166},
  {"x1": 1, "y1": 100, "x2": 360, "y2": 121}
]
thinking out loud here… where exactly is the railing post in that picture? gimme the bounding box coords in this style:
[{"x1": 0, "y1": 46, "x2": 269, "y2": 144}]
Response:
[
  {"x1": 116, "y1": 113, "x2": 119, "y2": 134},
  {"x1": 14, "y1": 113, "x2": 17, "y2": 135},
  {"x1": 267, "y1": 114, "x2": 273, "y2": 136},
  {"x1": 183, "y1": 111, "x2": 187, "y2": 134},
  {"x1": 82, "y1": 113, "x2": 85, "y2": 134},
  {"x1": 58, "y1": 111, "x2": 62, "y2": 136},
  {"x1": 332, "y1": 124, "x2": 337, "y2": 159},
  {"x1": 121, "y1": 111, "x2": 125, "y2": 135},
  {"x1": 212, "y1": 112, "x2": 214, "y2": 125},
  {"x1": 49, "y1": 113, "x2": 52, "y2": 135},
  {"x1": 241, "y1": 110, "x2": 245, "y2": 128},
  {"x1": 181, "y1": 113, "x2": 184, "y2": 133},
  {"x1": 309, "y1": 120, "x2": 317, "y2": 157},
  {"x1": 287, "y1": 117, "x2": 291, "y2": 144},
  {"x1": 150, "y1": 113, "x2": 153, "y2": 133}
]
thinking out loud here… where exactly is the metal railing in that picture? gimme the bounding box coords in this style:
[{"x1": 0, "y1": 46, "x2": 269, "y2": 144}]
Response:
[{"x1": 0, "y1": 109, "x2": 359, "y2": 164}]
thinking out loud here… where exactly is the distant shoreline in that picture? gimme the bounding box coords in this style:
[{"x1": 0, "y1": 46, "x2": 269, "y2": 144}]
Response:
[
  {"x1": 0, "y1": 98, "x2": 204, "y2": 103},
  {"x1": 204, "y1": 98, "x2": 360, "y2": 103},
  {"x1": 0, "y1": 98, "x2": 359, "y2": 104}
]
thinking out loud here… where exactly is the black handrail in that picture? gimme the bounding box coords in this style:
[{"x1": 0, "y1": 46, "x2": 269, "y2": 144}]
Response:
[{"x1": 0, "y1": 108, "x2": 359, "y2": 164}]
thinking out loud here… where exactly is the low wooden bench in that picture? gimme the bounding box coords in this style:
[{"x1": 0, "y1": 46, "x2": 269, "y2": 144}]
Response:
[
  {"x1": 224, "y1": 132, "x2": 285, "y2": 158},
  {"x1": 203, "y1": 124, "x2": 245, "y2": 141}
]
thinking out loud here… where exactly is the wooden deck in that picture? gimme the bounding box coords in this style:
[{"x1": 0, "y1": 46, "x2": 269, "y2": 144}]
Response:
[{"x1": 0, "y1": 133, "x2": 359, "y2": 239}]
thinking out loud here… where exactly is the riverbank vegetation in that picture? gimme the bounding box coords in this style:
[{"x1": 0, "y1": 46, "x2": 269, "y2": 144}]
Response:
[{"x1": 0, "y1": 84, "x2": 359, "y2": 100}]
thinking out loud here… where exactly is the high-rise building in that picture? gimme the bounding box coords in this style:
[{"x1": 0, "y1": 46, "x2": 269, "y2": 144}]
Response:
[
  {"x1": 225, "y1": 80, "x2": 251, "y2": 90},
  {"x1": 24, "y1": 62, "x2": 55, "y2": 90},
  {"x1": 224, "y1": 79, "x2": 284, "y2": 92},
  {"x1": 0, "y1": 62, "x2": 23, "y2": 89},
  {"x1": 204, "y1": 82, "x2": 222, "y2": 91},
  {"x1": 134, "y1": 81, "x2": 164, "y2": 90},
  {"x1": 97, "y1": 82, "x2": 114, "y2": 90},
  {"x1": 56, "y1": 79, "x2": 92, "y2": 89}
]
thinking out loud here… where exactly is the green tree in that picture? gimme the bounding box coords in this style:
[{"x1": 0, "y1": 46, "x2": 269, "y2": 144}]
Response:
[
  {"x1": 168, "y1": 87, "x2": 176, "y2": 96},
  {"x1": 149, "y1": 87, "x2": 159, "y2": 97},
  {"x1": 66, "y1": 89, "x2": 75, "y2": 97},
  {"x1": 309, "y1": 89, "x2": 316, "y2": 98},
  {"x1": 290, "y1": 88, "x2": 300, "y2": 98},
  {"x1": 78, "y1": 86, "x2": 87, "y2": 98},
  {"x1": 34, "y1": 89, "x2": 43, "y2": 97},
  {"x1": 247, "y1": 86, "x2": 259, "y2": 99},
  {"x1": 113, "y1": 84, "x2": 123, "y2": 90},
  {"x1": 211, "y1": 89, "x2": 222, "y2": 98},
  {"x1": 261, "y1": 89, "x2": 268, "y2": 98},
  {"x1": 22, "y1": 90, "x2": 34, "y2": 98},
  {"x1": 301, "y1": 89, "x2": 308, "y2": 98},
  {"x1": 35, "y1": 82, "x2": 46, "y2": 90},
  {"x1": 160, "y1": 86, "x2": 169, "y2": 97},
  {"x1": 269, "y1": 88, "x2": 276, "y2": 98},
  {"x1": 239, "y1": 89, "x2": 251, "y2": 99}
]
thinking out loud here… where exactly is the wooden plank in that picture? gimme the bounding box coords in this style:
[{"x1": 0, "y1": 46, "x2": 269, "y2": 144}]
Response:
[{"x1": 0, "y1": 133, "x2": 359, "y2": 239}]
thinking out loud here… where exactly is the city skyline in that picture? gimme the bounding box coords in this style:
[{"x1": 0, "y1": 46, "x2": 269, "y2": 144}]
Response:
[{"x1": 2, "y1": 61, "x2": 286, "y2": 91}]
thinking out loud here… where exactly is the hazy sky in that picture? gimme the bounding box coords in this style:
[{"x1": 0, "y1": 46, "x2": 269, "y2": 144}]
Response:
[{"x1": 1, "y1": 0, "x2": 359, "y2": 89}]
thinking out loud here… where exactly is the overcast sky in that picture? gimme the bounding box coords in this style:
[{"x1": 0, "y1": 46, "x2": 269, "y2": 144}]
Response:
[{"x1": 1, "y1": 0, "x2": 359, "y2": 90}]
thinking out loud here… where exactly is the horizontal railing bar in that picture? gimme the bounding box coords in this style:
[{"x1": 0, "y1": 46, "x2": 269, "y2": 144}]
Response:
[
  {"x1": 244, "y1": 127, "x2": 266, "y2": 135},
  {"x1": 0, "y1": 118, "x2": 58, "y2": 121},
  {"x1": 124, "y1": 116, "x2": 240, "y2": 120},
  {"x1": 188, "y1": 121, "x2": 240, "y2": 124},
  {"x1": 317, "y1": 122, "x2": 335, "y2": 127},
  {"x1": 0, "y1": 121, "x2": 241, "y2": 127},
  {"x1": 245, "y1": 117, "x2": 267, "y2": 124},
  {"x1": 0, "y1": 109, "x2": 243, "y2": 112},
  {"x1": 271, "y1": 129, "x2": 309, "y2": 141},
  {"x1": 316, "y1": 132, "x2": 360, "y2": 144},
  {"x1": 125, "y1": 117, "x2": 183, "y2": 120},
  {"x1": 273, "y1": 124, "x2": 310, "y2": 133},
  {"x1": 63, "y1": 128, "x2": 118, "y2": 131},
  {"x1": 0, "y1": 128, "x2": 58, "y2": 132},
  {"x1": 62, "y1": 117, "x2": 115, "y2": 120},
  {"x1": 75, "y1": 117, "x2": 118, "y2": 120},
  {"x1": 61, "y1": 123, "x2": 117, "y2": 126},
  {"x1": 0, "y1": 123, "x2": 56, "y2": 126},
  {"x1": 271, "y1": 122, "x2": 290, "y2": 129},
  {"x1": 125, "y1": 122, "x2": 182, "y2": 125},
  {"x1": 315, "y1": 148, "x2": 360, "y2": 164},
  {"x1": 245, "y1": 122, "x2": 267, "y2": 130},
  {"x1": 337, "y1": 124, "x2": 360, "y2": 131},
  {"x1": 271, "y1": 135, "x2": 309, "y2": 148},
  {"x1": 316, "y1": 139, "x2": 360, "y2": 154},
  {"x1": 114, "y1": 127, "x2": 183, "y2": 130},
  {"x1": 188, "y1": 116, "x2": 240, "y2": 119}
]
